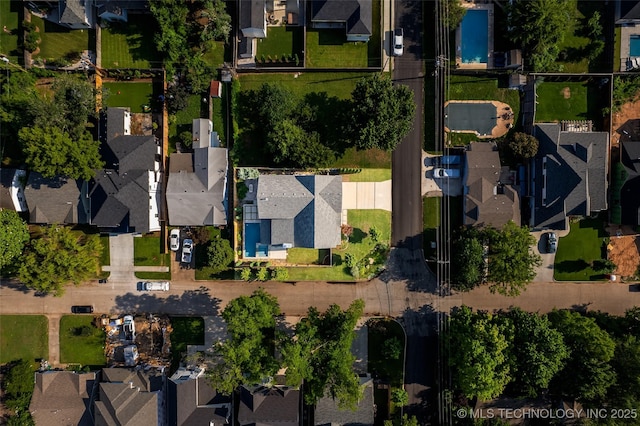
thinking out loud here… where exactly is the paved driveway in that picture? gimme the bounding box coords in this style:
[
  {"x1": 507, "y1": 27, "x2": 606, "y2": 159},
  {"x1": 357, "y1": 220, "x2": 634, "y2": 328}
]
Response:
[
  {"x1": 422, "y1": 152, "x2": 463, "y2": 196},
  {"x1": 531, "y1": 230, "x2": 569, "y2": 282},
  {"x1": 342, "y1": 181, "x2": 392, "y2": 211},
  {"x1": 103, "y1": 234, "x2": 135, "y2": 282}
]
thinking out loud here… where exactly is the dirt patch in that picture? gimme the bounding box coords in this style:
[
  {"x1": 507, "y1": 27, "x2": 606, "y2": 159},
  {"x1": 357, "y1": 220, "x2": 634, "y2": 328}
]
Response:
[
  {"x1": 131, "y1": 113, "x2": 153, "y2": 135},
  {"x1": 562, "y1": 87, "x2": 571, "y2": 99},
  {"x1": 608, "y1": 235, "x2": 640, "y2": 278},
  {"x1": 611, "y1": 98, "x2": 640, "y2": 148}
]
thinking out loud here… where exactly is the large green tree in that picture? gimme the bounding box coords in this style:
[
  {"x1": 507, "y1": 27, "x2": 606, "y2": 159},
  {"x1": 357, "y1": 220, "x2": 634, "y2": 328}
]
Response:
[
  {"x1": 51, "y1": 75, "x2": 96, "y2": 136},
  {"x1": 608, "y1": 335, "x2": 640, "y2": 408},
  {"x1": 508, "y1": 308, "x2": 568, "y2": 397},
  {"x1": 451, "y1": 229, "x2": 485, "y2": 291},
  {"x1": 486, "y1": 221, "x2": 541, "y2": 296},
  {"x1": 281, "y1": 300, "x2": 365, "y2": 409},
  {"x1": 447, "y1": 306, "x2": 513, "y2": 401},
  {"x1": 548, "y1": 310, "x2": 616, "y2": 400},
  {"x1": 508, "y1": 132, "x2": 539, "y2": 160},
  {"x1": 443, "y1": 0, "x2": 467, "y2": 30},
  {"x1": 4, "y1": 359, "x2": 35, "y2": 425},
  {"x1": 206, "y1": 235, "x2": 234, "y2": 274},
  {"x1": 208, "y1": 289, "x2": 281, "y2": 394},
  {"x1": 349, "y1": 74, "x2": 415, "y2": 151},
  {"x1": 18, "y1": 226, "x2": 102, "y2": 296},
  {"x1": 0, "y1": 210, "x2": 30, "y2": 271},
  {"x1": 266, "y1": 119, "x2": 335, "y2": 168},
  {"x1": 19, "y1": 126, "x2": 103, "y2": 180}
]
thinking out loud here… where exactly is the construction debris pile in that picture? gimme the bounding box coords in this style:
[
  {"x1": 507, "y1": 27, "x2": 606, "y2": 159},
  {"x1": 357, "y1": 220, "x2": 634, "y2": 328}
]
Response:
[{"x1": 102, "y1": 314, "x2": 173, "y2": 368}]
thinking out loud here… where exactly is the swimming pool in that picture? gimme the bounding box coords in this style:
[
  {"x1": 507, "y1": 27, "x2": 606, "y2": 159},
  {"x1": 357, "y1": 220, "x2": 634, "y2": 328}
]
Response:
[
  {"x1": 631, "y1": 35, "x2": 640, "y2": 57},
  {"x1": 460, "y1": 10, "x2": 489, "y2": 64},
  {"x1": 244, "y1": 222, "x2": 269, "y2": 258}
]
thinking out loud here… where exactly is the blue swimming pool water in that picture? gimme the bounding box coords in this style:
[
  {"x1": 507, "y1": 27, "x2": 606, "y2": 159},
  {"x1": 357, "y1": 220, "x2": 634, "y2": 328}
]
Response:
[
  {"x1": 244, "y1": 223, "x2": 261, "y2": 257},
  {"x1": 460, "y1": 10, "x2": 489, "y2": 64},
  {"x1": 631, "y1": 35, "x2": 640, "y2": 57}
]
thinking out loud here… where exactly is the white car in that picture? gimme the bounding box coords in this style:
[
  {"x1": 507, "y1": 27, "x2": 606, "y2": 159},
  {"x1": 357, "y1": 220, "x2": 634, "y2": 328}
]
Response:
[
  {"x1": 123, "y1": 315, "x2": 135, "y2": 341},
  {"x1": 393, "y1": 28, "x2": 404, "y2": 56},
  {"x1": 433, "y1": 168, "x2": 461, "y2": 178},
  {"x1": 142, "y1": 281, "x2": 170, "y2": 291},
  {"x1": 169, "y1": 229, "x2": 180, "y2": 251},
  {"x1": 181, "y1": 239, "x2": 193, "y2": 264}
]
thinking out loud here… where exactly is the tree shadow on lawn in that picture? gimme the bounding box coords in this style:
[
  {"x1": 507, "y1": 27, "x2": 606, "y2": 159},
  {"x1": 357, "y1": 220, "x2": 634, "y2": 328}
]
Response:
[
  {"x1": 350, "y1": 228, "x2": 368, "y2": 244},
  {"x1": 555, "y1": 259, "x2": 590, "y2": 273}
]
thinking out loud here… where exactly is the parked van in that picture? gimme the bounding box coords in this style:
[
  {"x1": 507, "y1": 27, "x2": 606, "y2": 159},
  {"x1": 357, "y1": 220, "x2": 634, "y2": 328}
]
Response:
[{"x1": 143, "y1": 281, "x2": 170, "y2": 291}]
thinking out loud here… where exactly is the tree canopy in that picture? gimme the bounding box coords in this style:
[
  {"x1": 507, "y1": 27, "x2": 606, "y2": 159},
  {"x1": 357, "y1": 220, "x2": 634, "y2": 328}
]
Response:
[
  {"x1": 508, "y1": 132, "x2": 539, "y2": 160},
  {"x1": 349, "y1": 74, "x2": 415, "y2": 151},
  {"x1": 206, "y1": 235, "x2": 234, "y2": 274},
  {"x1": 0, "y1": 210, "x2": 30, "y2": 271},
  {"x1": 443, "y1": 0, "x2": 467, "y2": 30},
  {"x1": 18, "y1": 226, "x2": 102, "y2": 296},
  {"x1": 451, "y1": 228, "x2": 485, "y2": 291}
]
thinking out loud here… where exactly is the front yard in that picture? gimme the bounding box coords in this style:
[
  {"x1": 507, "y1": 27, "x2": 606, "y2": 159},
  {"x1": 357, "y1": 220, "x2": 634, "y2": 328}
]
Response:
[
  {"x1": 554, "y1": 218, "x2": 609, "y2": 281},
  {"x1": 134, "y1": 235, "x2": 171, "y2": 280},
  {"x1": 59, "y1": 315, "x2": 106, "y2": 367},
  {"x1": 0, "y1": 315, "x2": 48, "y2": 365}
]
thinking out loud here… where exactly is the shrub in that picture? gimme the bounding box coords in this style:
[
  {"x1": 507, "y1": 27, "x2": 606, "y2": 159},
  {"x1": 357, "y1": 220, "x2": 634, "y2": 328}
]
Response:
[
  {"x1": 391, "y1": 388, "x2": 409, "y2": 406},
  {"x1": 382, "y1": 337, "x2": 402, "y2": 360},
  {"x1": 257, "y1": 267, "x2": 268, "y2": 281},
  {"x1": 240, "y1": 267, "x2": 252, "y2": 281},
  {"x1": 271, "y1": 267, "x2": 289, "y2": 281}
]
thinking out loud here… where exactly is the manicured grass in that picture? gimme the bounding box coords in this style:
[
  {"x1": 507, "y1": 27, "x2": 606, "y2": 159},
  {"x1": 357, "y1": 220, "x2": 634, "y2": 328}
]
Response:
[
  {"x1": 614, "y1": 26, "x2": 622, "y2": 73},
  {"x1": 554, "y1": 218, "x2": 608, "y2": 281},
  {"x1": 0, "y1": 315, "x2": 48, "y2": 364},
  {"x1": 423, "y1": 197, "x2": 440, "y2": 259},
  {"x1": 135, "y1": 271, "x2": 171, "y2": 280},
  {"x1": 169, "y1": 94, "x2": 204, "y2": 153},
  {"x1": 368, "y1": 318, "x2": 404, "y2": 386},
  {"x1": 103, "y1": 82, "x2": 153, "y2": 113},
  {"x1": 535, "y1": 81, "x2": 588, "y2": 122},
  {"x1": 31, "y1": 16, "x2": 92, "y2": 62},
  {"x1": 342, "y1": 168, "x2": 391, "y2": 182},
  {"x1": 0, "y1": 0, "x2": 21, "y2": 62},
  {"x1": 59, "y1": 315, "x2": 106, "y2": 366},
  {"x1": 239, "y1": 72, "x2": 370, "y2": 100},
  {"x1": 286, "y1": 265, "x2": 353, "y2": 281},
  {"x1": 256, "y1": 26, "x2": 303, "y2": 61},
  {"x1": 202, "y1": 41, "x2": 227, "y2": 70},
  {"x1": 447, "y1": 132, "x2": 478, "y2": 147},
  {"x1": 169, "y1": 316, "x2": 205, "y2": 369},
  {"x1": 287, "y1": 248, "x2": 327, "y2": 264},
  {"x1": 334, "y1": 147, "x2": 391, "y2": 169},
  {"x1": 133, "y1": 236, "x2": 170, "y2": 267},
  {"x1": 99, "y1": 236, "x2": 110, "y2": 266},
  {"x1": 448, "y1": 75, "x2": 521, "y2": 123},
  {"x1": 100, "y1": 16, "x2": 159, "y2": 69}
]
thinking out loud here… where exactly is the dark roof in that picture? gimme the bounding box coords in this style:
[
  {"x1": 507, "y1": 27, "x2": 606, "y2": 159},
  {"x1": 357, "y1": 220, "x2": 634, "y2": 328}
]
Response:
[
  {"x1": 237, "y1": 385, "x2": 300, "y2": 426},
  {"x1": 621, "y1": 140, "x2": 640, "y2": 226},
  {"x1": 314, "y1": 379, "x2": 374, "y2": 426},
  {"x1": 29, "y1": 371, "x2": 96, "y2": 426},
  {"x1": 100, "y1": 368, "x2": 163, "y2": 392},
  {"x1": 167, "y1": 375, "x2": 230, "y2": 426},
  {"x1": 532, "y1": 124, "x2": 608, "y2": 230},
  {"x1": 464, "y1": 143, "x2": 520, "y2": 228},
  {"x1": 311, "y1": 0, "x2": 372, "y2": 36},
  {"x1": 257, "y1": 175, "x2": 342, "y2": 248},
  {"x1": 24, "y1": 172, "x2": 87, "y2": 224},
  {"x1": 239, "y1": 0, "x2": 267, "y2": 38},
  {"x1": 0, "y1": 168, "x2": 16, "y2": 210},
  {"x1": 618, "y1": 1, "x2": 640, "y2": 22},
  {"x1": 94, "y1": 382, "x2": 158, "y2": 426},
  {"x1": 96, "y1": 0, "x2": 149, "y2": 15},
  {"x1": 59, "y1": 0, "x2": 89, "y2": 25}
]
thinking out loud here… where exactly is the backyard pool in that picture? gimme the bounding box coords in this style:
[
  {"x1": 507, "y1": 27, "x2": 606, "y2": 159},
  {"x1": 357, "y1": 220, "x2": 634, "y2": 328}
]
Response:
[
  {"x1": 631, "y1": 35, "x2": 640, "y2": 57},
  {"x1": 460, "y1": 10, "x2": 489, "y2": 64},
  {"x1": 244, "y1": 223, "x2": 268, "y2": 258}
]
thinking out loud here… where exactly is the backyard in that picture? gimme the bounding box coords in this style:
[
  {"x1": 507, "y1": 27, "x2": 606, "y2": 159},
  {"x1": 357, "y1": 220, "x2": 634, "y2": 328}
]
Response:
[
  {"x1": 554, "y1": 218, "x2": 608, "y2": 281},
  {"x1": 168, "y1": 94, "x2": 205, "y2": 153},
  {"x1": 169, "y1": 316, "x2": 204, "y2": 370},
  {"x1": 238, "y1": 71, "x2": 370, "y2": 99},
  {"x1": 59, "y1": 315, "x2": 106, "y2": 367},
  {"x1": 535, "y1": 81, "x2": 588, "y2": 122},
  {"x1": 103, "y1": 82, "x2": 153, "y2": 113},
  {"x1": 100, "y1": 15, "x2": 159, "y2": 69},
  {"x1": 31, "y1": 16, "x2": 93, "y2": 63},
  {"x1": 256, "y1": 26, "x2": 303, "y2": 65},
  {"x1": 0, "y1": 315, "x2": 48, "y2": 365},
  {"x1": 0, "y1": 0, "x2": 21, "y2": 62},
  {"x1": 448, "y1": 75, "x2": 521, "y2": 120}
]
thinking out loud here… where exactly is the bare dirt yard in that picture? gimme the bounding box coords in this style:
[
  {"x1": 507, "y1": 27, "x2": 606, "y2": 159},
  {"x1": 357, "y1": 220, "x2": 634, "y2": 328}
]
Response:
[
  {"x1": 611, "y1": 97, "x2": 640, "y2": 148},
  {"x1": 608, "y1": 235, "x2": 640, "y2": 278}
]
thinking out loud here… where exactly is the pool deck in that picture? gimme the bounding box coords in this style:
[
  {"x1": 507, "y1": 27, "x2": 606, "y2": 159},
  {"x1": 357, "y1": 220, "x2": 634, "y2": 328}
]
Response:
[
  {"x1": 456, "y1": 2, "x2": 494, "y2": 70},
  {"x1": 620, "y1": 25, "x2": 640, "y2": 71}
]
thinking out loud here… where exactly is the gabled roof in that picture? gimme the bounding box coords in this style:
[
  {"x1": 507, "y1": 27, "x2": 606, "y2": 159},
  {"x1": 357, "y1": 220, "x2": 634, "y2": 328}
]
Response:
[
  {"x1": 464, "y1": 143, "x2": 520, "y2": 228},
  {"x1": 167, "y1": 372, "x2": 230, "y2": 426},
  {"x1": 620, "y1": 140, "x2": 640, "y2": 226},
  {"x1": 100, "y1": 368, "x2": 163, "y2": 392},
  {"x1": 24, "y1": 172, "x2": 87, "y2": 224},
  {"x1": 237, "y1": 385, "x2": 300, "y2": 426},
  {"x1": 239, "y1": 0, "x2": 267, "y2": 38},
  {"x1": 59, "y1": 0, "x2": 89, "y2": 25},
  {"x1": 532, "y1": 124, "x2": 608, "y2": 230},
  {"x1": 311, "y1": 0, "x2": 372, "y2": 36},
  {"x1": 257, "y1": 174, "x2": 342, "y2": 248},
  {"x1": 618, "y1": 1, "x2": 640, "y2": 22},
  {"x1": 94, "y1": 382, "x2": 158, "y2": 426},
  {"x1": 29, "y1": 371, "x2": 95, "y2": 426},
  {"x1": 314, "y1": 378, "x2": 374, "y2": 426}
]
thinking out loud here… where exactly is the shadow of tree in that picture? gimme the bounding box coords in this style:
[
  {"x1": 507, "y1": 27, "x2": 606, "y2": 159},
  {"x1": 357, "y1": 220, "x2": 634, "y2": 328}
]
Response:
[
  {"x1": 350, "y1": 228, "x2": 367, "y2": 244},
  {"x1": 113, "y1": 286, "x2": 220, "y2": 316},
  {"x1": 555, "y1": 259, "x2": 590, "y2": 273}
]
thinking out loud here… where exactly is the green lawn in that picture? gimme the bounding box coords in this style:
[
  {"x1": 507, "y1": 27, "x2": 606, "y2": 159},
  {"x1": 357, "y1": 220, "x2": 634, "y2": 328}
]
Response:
[
  {"x1": 287, "y1": 248, "x2": 330, "y2": 264},
  {"x1": 202, "y1": 41, "x2": 227, "y2": 70},
  {"x1": 100, "y1": 16, "x2": 159, "y2": 69},
  {"x1": 342, "y1": 168, "x2": 391, "y2": 182},
  {"x1": 0, "y1": 315, "x2": 48, "y2": 365},
  {"x1": 614, "y1": 26, "x2": 622, "y2": 73},
  {"x1": 423, "y1": 197, "x2": 440, "y2": 259},
  {"x1": 103, "y1": 82, "x2": 153, "y2": 113},
  {"x1": 0, "y1": 0, "x2": 21, "y2": 62},
  {"x1": 368, "y1": 318, "x2": 404, "y2": 386},
  {"x1": 170, "y1": 316, "x2": 205, "y2": 369},
  {"x1": 99, "y1": 236, "x2": 110, "y2": 266},
  {"x1": 135, "y1": 271, "x2": 171, "y2": 280},
  {"x1": 256, "y1": 26, "x2": 303, "y2": 62},
  {"x1": 169, "y1": 94, "x2": 204, "y2": 153},
  {"x1": 133, "y1": 236, "x2": 170, "y2": 267},
  {"x1": 535, "y1": 81, "x2": 588, "y2": 122},
  {"x1": 31, "y1": 16, "x2": 92, "y2": 62},
  {"x1": 239, "y1": 72, "x2": 370, "y2": 99},
  {"x1": 554, "y1": 218, "x2": 608, "y2": 281},
  {"x1": 448, "y1": 75, "x2": 521, "y2": 123},
  {"x1": 59, "y1": 315, "x2": 106, "y2": 366},
  {"x1": 334, "y1": 148, "x2": 391, "y2": 169},
  {"x1": 305, "y1": 0, "x2": 380, "y2": 68}
]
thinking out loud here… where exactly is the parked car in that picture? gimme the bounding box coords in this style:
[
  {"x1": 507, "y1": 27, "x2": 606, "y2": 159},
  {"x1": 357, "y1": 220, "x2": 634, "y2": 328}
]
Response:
[
  {"x1": 123, "y1": 315, "x2": 135, "y2": 341},
  {"x1": 98, "y1": 278, "x2": 108, "y2": 284},
  {"x1": 393, "y1": 28, "x2": 404, "y2": 56},
  {"x1": 546, "y1": 232, "x2": 558, "y2": 253},
  {"x1": 169, "y1": 229, "x2": 180, "y2": 251},
  {"x1": 142, "y1": 281, "x2": 170, "y2": 291},
  {"x1": 433, "y1": 168, "x2": 461, "y2": 178},
  {"x1": 181, "y1": 238, "x2": 193, "y2": 264},
  {"x1": 71, "y1": 305, "x2": 94, "y2": 314}
]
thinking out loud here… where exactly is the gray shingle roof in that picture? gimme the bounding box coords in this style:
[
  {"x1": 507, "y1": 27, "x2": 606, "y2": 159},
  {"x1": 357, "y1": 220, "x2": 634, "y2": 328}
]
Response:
[
  {"x1": 257, "y1": 174, "x2": 342, "y2": 248},
  {"x1": 167, "y1": 376, "x2": 230, "y2": 426},
  {"x1": 94, "y1": 382, "x2": 158, "y2": 426},
  {"x1": 532, "y1": 124, "x2": 608, "y2": 230},
  {"x1": 240, "y1": 0, "x2": 267, "y2": 38},
  {"x1": 59, "y1": 0, "x2": 89, "y2": 25},
  {"x1": 100, "y1": 368, "x2": 163, "y2": 392},
  {"x1": 29, "y1": 371, "x2": 95, "y2": 426},
  {"x1": 24, "y1": 172, "x2": 88, "y2": 224},
  {"x1": 237, "y1": 385, "x2": 300, "y2": 426},
  {"x1": 314, "y1": 379, "x2": 374, "y2": 426},
  {"x1": 464, "y1": 143, "x2": 520, "y2": 228},
  {"x1": 620, "y1": 140, "x2": 640, "y2": 226},
  {"x1": 311, "y1": 0, "x2": 372, "y2": 36},
  {"x1": 166, "y1": 147, "x2": 228, "y2": 226}
]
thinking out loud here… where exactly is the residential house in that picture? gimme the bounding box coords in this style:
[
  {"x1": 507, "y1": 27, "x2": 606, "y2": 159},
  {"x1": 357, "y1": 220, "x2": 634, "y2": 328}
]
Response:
[
  {"x1": 238, "y1": 0, "x2": 267, "y2": 59},
  {"x1": 29, "y1": 371, "x2": 96, "y2": 426},
  {"x1": 167, "y1": 366, "x2": 231, "y2": 426},
  {"x1": 94, "y1": 368, "x2": 164, "y2": 426},
  {"x1": 310, "y1": 0, "x2": 372, "y2": 42},
  {"x1": 531, "y1": 123, "x2": 608, "y2": 230},
  {"x1": 463, "y1": 143, "x2": 520, "y2": 228},
  {"x1": 24, "y1": 171, "x2": 89, "y2": 224},
  {"x1": 620, "y1": 139, "x2": 640, "y2": 226},
  {"x1": 615, "y1": 1, "x2": 640, "y2": 70},
  {"x1": 314, "y1": 377, "x2": 374, "y2": 426},
  {"x1": 58, "y1": 0, "x2": 93, "y2": 29},
  {"x1": 0, "y1": 168, "x2": 27, "y2": 212},
  {"x1": 96, "y1": 0, "x2": 149, "y2": 23},
  {"x1": 166, "y1": 119, "x2": 228, "y2": 227},
  {"x1": 616, "y1": 0, "x2": 640, "y2": 25},
  {"x1": 237, "y1": 385, "x2": 300, "y2": 426},
  {"x1": 90, "y1": 107, "x2": 161, "y2": 233},
  {"x1": 243, "y1": 174, "x2": 342, "y2": 258}
]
